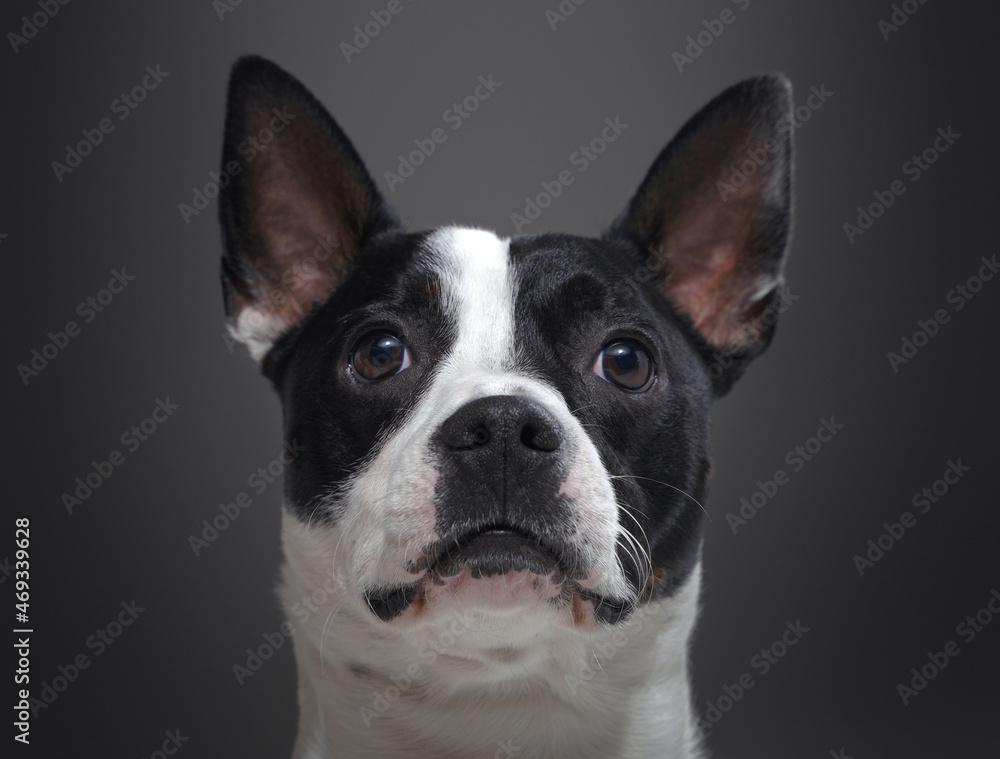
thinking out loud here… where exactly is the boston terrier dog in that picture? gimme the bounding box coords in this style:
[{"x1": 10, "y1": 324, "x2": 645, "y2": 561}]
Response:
[{"x1": 218, "y1": 56, "x2": 793, "y2": 759}]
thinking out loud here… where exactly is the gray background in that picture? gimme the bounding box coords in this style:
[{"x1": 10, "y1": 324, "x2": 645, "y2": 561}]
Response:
[{"x1": 5, "y1": 1, "x2": 999, "y2": 757}]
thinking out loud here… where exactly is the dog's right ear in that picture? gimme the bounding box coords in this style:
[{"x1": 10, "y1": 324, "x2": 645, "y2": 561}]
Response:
[
  {"x1": 219, "y1": 56, "x2": 398, "y2": 361},
  {"x1": 606, "y1": 75, "x2": 793, "y2": 396}
]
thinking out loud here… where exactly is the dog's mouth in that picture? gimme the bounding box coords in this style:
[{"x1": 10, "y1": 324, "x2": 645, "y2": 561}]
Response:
[
  {"x1": 364, "y1": 525, "x2": 633, "y2": 625},
  {"x1": 424, "y1": 525, "x2": 566, "y2": 581}
]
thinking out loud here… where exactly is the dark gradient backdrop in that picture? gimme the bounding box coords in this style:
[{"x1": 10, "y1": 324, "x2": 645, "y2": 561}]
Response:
[{"x1": 5, "y1": 1, "x2": 999, "y2": 757}]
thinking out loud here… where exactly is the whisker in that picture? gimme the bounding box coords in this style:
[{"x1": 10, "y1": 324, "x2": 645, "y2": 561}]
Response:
[
  {"x1": 610, "y1": 473, "x2": 712, "y2": 522},
  {"x1": 318, "y1": 597, "x2": 346, "y2": 674}
]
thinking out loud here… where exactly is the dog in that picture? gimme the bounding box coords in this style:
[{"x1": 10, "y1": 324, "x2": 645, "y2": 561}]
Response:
[{"x1": 217, "y1": 56, "x2": 793, "y2": 759}]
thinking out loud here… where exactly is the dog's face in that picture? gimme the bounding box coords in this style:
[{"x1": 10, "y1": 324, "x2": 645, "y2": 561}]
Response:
[{"x1": 219, "y1": 59, "x2": 791, "y2": 645}]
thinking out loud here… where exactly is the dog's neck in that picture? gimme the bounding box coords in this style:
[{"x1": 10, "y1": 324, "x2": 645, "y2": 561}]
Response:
[{"x1": 280, "y1": 511, "x2": 703, "y2": 759}]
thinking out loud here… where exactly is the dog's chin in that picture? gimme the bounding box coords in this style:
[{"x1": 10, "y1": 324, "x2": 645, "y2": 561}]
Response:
[{"x1": 365, "y1": 530, "x2": 634, "y2": 626}]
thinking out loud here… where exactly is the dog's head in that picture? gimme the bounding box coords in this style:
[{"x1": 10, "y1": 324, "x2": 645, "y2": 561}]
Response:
[{"x1": 218, "y1": 58, "x2": 792, "y2": 639}]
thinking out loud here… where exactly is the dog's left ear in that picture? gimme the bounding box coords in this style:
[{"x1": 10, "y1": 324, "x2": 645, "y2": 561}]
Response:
[
  {"x1": 607, "y1": 75, "x2": 793, "y2": 395},
  {"x1": 218, "y1": 56, "x2": 399, "y2": 361}
]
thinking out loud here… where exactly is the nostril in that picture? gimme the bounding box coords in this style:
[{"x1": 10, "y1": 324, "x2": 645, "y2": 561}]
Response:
[
  {"x1": 521, "y1": 423, "x2": 559, "y2": 453},
  {"x1": 472, "y1": 426, "x2": 490, "y2": 446},
  {"x1": 520, "y1": 424, "x2": 536, "y2": 448},
  {"x1": 437, "y1": 396, "x2": 563, "y2": 455}
]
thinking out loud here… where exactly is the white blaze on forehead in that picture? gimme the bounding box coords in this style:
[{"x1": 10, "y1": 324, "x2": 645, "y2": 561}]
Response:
[{"x1": 426, "y1": 227, "x2": 516, "y2": 373}]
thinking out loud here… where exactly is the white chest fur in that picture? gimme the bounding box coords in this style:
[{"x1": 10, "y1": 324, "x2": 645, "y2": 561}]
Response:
[{"x1": 280, "y1": 511, "x2": 703, "y2": 759}]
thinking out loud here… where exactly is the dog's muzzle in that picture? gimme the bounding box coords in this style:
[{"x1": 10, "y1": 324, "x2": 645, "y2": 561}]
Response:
[
  {"x1": 428, "y1": 395, "x2": 578, "y2": 563},
  {"x1": 363, "y1": 395, "x2": 632, "y2": 623}
]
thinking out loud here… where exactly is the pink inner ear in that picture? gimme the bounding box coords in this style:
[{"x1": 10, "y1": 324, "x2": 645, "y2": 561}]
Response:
[
  {"x1": 236, "y1": 107, "x2": 363, "y2": 328},
  {"x1": 259, "y1": 192, "x2": 345, "y2": 322},
  {"x1": 662, "y1": 181, "x2": 772, "y2": 350},
  {"x1": 655, "y1": 121, "x2": 783, "y2": 350},
  {"x1": 665, "y1": 243, "x2": 769, "y2": 350}
]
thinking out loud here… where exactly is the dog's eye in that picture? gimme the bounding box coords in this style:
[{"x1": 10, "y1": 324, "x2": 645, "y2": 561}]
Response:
[
  {"x1": 591, "y1": 340, "x2": 655, "y2": 392},
  {"x1": 351, "y1": 331, "x2": 412, "y2": 382}
]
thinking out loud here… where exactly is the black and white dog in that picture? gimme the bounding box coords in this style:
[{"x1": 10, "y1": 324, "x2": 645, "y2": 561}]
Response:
[{"x1": 218, "y1": 56, "x2": 792, "y2": 758}]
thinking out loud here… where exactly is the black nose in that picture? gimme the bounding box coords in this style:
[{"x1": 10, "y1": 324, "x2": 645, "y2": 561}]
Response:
[
  {"x1": 436, "y1": 394, "x2": 562, "y2": 459},
  {"x1": 434, "y1": 395, "x2": 565, "y2": 517}
]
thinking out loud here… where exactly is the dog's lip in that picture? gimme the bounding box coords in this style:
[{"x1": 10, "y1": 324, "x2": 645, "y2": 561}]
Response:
[
  {"x1": 414, "y1": 524, "x2": 568, "y2": 580},
  {"x1": 458, "y1": 526, "x2": 540, "y2": 549}
]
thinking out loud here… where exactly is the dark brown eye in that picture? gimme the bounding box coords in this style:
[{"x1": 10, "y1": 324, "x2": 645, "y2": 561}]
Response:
[
  {"x1": 591, "y1": 340, "x2": 655, "y2": 392},
  {"x1": 350, "y1": 331, "x2": 412, "y2": 382}
]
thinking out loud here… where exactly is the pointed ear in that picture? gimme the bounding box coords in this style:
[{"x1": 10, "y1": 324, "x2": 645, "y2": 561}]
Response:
[
  {"x1": 607, "y1": 75, "x2": 793, "y2": 395},
  {"x1": 218, "y1": 56, "x2": 399, "y2": 361}
]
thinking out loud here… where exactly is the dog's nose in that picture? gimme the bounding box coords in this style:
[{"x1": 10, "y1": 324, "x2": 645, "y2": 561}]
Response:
[
  {"x1": 436, "y1": 395, "x2": 562, "y2": 463},
  {"x1": 431, "y1": 395, "x2": 577, "y2": 577}
]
